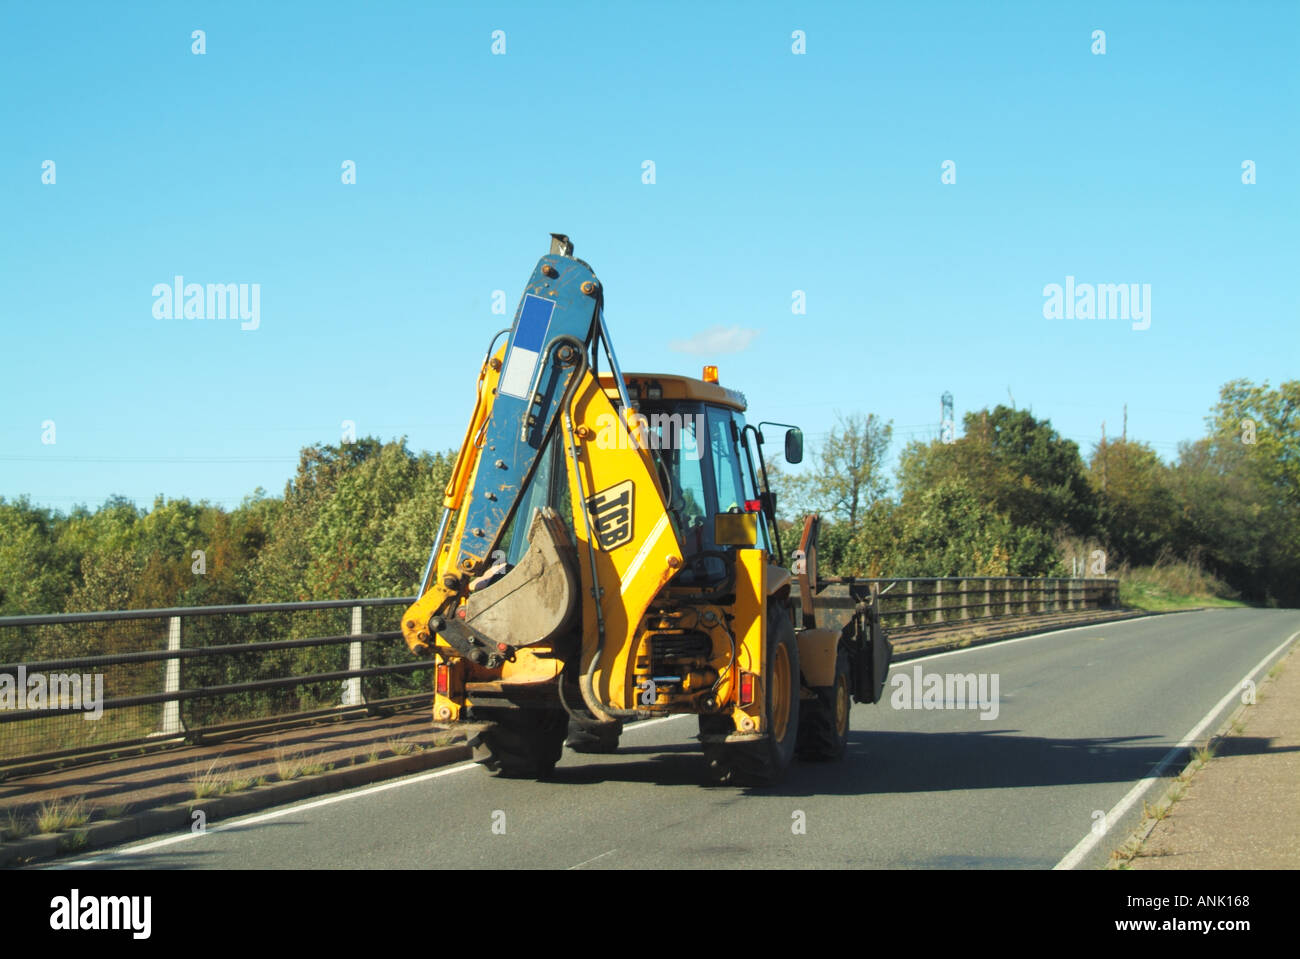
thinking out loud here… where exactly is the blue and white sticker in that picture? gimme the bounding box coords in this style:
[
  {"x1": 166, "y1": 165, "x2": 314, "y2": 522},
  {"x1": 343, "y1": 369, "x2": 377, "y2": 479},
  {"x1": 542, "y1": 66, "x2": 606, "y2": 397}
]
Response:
[{"x1": 498, "y1": 294, "x2": 555, "y2": 399}]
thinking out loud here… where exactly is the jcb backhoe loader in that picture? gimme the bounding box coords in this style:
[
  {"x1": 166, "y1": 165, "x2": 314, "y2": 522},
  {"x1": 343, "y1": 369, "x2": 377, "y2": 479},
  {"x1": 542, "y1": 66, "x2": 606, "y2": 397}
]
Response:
[{"x1": 400, "y1": 234, "x2": 891, "y2": 784}]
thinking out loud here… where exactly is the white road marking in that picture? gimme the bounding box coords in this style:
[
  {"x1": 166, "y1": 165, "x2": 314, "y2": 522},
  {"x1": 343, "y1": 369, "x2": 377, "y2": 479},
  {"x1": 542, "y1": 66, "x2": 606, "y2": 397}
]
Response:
[
  {"x1": 568, "y1": 848, "x2": 618, "y2": 869},
  {"x1": 55, "y1": 760, "x2": 482, "y2": 867},
  {"x1": 898, "y1": 610, "x2": 1201, "y2": 667},
  {"x1": 1053, "y1": 627, "x2": 1300, "y2": 870},
  {"x1": 56, "y1": 715, "x2": 692, "y2": 867},
  {"x1": 53, "y1": 611, "x2": 1270, "y2": 870},
  {"x1": 624, "y1": 714, "x2": 689, "y2": 731}
]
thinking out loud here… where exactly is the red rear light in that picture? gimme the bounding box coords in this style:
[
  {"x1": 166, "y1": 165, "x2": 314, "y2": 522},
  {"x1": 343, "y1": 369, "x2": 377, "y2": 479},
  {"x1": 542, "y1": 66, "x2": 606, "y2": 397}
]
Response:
[
  {"x1": 436, "y1": 664, "x2": 449, "y2": 697},
  {"x1": 744, "y1": 499, "x2": 762, "y2": 513},
  {"x1": 739, "y1": 671, "x2": 755, "y2": 708}
]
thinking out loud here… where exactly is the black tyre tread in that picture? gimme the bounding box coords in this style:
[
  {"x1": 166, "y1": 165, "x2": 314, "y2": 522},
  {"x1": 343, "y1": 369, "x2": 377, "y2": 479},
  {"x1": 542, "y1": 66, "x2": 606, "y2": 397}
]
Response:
[
  {"x1": 796, "y1": 646, "x2": 850, "y2": 762},
  {"x1": 471, "y1": 708, "x2": 567, "y2": 778},
  {"x1": 565, "y1": 720, "x2": 623, "y2": 754},
  {"x1": 703, "y1": 606, "x2": 800, "y2": 786}
]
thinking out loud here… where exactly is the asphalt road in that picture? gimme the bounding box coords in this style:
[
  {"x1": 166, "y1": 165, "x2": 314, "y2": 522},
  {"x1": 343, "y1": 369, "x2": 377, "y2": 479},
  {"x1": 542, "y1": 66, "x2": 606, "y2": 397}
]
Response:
[{"x1": 57, "y1": 608, "x2": 1300, "y2": 870}]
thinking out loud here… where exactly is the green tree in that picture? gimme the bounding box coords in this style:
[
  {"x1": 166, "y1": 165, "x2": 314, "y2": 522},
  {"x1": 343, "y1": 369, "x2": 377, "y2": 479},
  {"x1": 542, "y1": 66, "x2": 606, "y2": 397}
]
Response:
[
  {"x1": 898, "y1": 405, "x2": 1098, "y2": 539},
  {"x1": 1088, "y1": 439, "x2": 1179, "y2": 567},
  {"x1": 788, "y1": 411, "x2": 893, "y2": 535}
]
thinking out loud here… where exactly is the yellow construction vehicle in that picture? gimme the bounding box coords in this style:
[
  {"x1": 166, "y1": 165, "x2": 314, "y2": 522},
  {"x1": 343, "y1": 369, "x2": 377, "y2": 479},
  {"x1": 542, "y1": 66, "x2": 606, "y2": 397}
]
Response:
[{"x1": 401, "y1": 234, "x2": 891, "y2": 784}]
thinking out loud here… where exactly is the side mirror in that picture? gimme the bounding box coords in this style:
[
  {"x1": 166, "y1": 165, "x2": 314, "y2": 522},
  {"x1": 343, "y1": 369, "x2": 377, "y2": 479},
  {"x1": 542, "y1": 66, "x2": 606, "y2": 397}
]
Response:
[{"x1": 784, "y1": 428, "x2": 803, "y2": 464}]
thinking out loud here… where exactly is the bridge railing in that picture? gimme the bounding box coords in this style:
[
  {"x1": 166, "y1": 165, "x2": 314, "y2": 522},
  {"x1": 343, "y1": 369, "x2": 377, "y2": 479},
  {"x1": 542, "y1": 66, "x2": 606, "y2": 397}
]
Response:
[
  {"x1": 842, "y1": 576, "x2": 1119, "y2": 631},
  {"x1": 0, "y1": 597, "x2": 423, "y2": 767},
  {"x1": 0, "y1": 576, "x2": 1119, "y2": 767}
]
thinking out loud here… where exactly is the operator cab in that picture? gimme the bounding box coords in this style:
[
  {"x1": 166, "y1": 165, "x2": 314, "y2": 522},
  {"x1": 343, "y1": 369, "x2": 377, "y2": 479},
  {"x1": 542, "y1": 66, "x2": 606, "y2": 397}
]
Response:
[
  {"x1": 619, "y1": 370, "x2": 800, "y2": 587},
  {"x1": 499, "y1": 368, "x2": 801, "y2": 588}
]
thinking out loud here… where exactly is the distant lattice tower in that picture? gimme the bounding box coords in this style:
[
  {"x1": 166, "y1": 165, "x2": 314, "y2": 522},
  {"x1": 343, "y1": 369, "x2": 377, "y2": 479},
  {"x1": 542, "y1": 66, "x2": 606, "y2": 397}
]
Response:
[{"x1": 941, "y1": 391, "x2": 955, "y2": 444}]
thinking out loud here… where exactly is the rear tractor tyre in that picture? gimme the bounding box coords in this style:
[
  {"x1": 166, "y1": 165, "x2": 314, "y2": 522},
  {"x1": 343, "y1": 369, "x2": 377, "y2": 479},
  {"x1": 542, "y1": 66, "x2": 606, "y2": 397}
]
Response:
[
  {"x1": 703, "y1": 605, "x2": 800, "y2": 786},
  {"x1": 470, "y1": 707, "x2": 568, "y2": 779}
]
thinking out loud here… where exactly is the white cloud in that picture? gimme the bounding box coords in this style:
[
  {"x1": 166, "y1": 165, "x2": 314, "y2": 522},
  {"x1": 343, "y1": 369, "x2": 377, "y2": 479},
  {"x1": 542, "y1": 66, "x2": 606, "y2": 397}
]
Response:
[{"x1": 667, "y1": 325, "x2": 759, "y2": 355}]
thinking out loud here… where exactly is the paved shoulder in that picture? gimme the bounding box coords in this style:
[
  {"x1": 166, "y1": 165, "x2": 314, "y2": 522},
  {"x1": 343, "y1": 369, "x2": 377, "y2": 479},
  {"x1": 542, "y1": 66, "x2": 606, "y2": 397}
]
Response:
[{"x1": 1122, "y1": 642, "x2": 1300, "y2": 869}]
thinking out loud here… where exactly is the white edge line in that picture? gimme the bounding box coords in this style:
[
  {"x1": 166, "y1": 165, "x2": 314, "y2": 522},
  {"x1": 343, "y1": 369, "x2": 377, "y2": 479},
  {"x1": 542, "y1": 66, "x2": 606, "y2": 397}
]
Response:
[
  {"x1": 58, "y1": 715, "x2": 692, "y2": 867},
  {"x1": 899, "y1": 609, "x2": 1205, "y2": 666},
  {"x1": 568, "y1": 848, "x2": 618, "y2": 870},
  {"x1": 1052, "y1": 627, "x2": 1300, "y2": 870},
  {"x1": 55, "y1": 760, "x2": 482, "y2": 868},
  {"x1": 52, "y1": 612, "x2": 1238, "y2": 868}
]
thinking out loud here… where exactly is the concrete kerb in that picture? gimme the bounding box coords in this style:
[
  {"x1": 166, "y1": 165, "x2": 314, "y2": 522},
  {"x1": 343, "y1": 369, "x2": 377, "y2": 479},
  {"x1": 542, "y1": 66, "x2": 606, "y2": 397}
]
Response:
[{"x1": 0, "y1": 743, "x2": 471, "y2": 868}]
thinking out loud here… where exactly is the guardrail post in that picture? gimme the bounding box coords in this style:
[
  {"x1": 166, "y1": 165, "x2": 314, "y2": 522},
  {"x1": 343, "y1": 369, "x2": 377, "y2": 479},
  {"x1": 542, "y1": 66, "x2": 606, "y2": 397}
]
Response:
[
  {"x1": 935, "y1": 580, "x2": 944, "y2": 624},
  {"x1": 1004, "y1": 578, "x2": 1011, "y2": 616},
  {"x1": 905, "y1": 585, "x2": 914, "y2": 627},
  {"x1": 1023, "y1": 579, "x2": 1030, "y2": 615},
  {"x1": 342, "y1": 605, "x2": 365, "y2": 707},
  {"x1": 1069, "y1": 577, "x2": 1076, "y2": 611},
  {"x1": 159, "y1": 615, "x2": 185, "y2": 736},
  {"x1": 984, "y1": 578, "x2": 991, "y2": 618},
  {"x1": 959, "y1": 579, "x2": 968, "y2": 620}
]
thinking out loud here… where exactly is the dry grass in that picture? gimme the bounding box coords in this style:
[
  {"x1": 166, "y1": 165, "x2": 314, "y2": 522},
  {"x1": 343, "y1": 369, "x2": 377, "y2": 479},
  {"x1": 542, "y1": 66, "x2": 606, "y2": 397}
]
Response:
[
  {"x1": 5, "y1": 808, "x2": 34, "y2": 840},
  {"x1": 35, "y1": 796, "x2": 90, "y2": 834},
  {"x1": 274, "y1": 746, "x2": 331, "y2": 781},
  {"x1": 274, "y1": 747, "x2": 307, "y2": 782},
  {"x1": 1116, "y1": 554, "x2": 1243, "y2": 611},
  {"x1": 190, "y1": 758, "x2": 233, "y2": 799}
]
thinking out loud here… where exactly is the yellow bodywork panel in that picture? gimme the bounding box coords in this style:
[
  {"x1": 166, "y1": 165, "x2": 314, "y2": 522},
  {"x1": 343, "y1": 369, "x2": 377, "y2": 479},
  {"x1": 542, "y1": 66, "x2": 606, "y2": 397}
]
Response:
[
  {"x1": 501, "y1": 647, "x2": 564, "y2": 684},
  {"x1": 796, "y1": 627, "x2": 840, "y2": 688},
  {"x1": 565, "y1": 371, "x2": 684, "y2": 713},
  {"x1": 731, "y1": 549, "x2": 767, "y2": 733}
]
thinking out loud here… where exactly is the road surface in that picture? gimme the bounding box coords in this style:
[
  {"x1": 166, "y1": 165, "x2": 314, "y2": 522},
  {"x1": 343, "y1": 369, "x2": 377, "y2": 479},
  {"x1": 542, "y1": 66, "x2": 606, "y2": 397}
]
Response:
[{"x1": 57, "y1": 608, "x2": 1299, "y2": 870}]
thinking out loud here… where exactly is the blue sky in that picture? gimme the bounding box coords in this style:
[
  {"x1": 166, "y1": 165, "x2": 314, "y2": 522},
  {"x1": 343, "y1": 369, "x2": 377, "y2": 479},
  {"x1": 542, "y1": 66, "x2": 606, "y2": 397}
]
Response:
[{"x1": 2, "y1": 0, "x2": 1296, "y2": 510}]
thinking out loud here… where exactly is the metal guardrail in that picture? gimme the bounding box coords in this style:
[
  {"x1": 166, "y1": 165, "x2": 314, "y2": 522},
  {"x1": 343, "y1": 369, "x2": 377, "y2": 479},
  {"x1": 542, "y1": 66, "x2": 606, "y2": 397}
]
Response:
[
  {"x1": 0, "y1": 578, "x2": 1118, "y2": 766},
  {"x1": 791, "y1": 576, "x2": 1118, "y2": 641},
  {"x1": 0, "y1": 597, "x2": 424, "y2": 766},
  {"x1": 813, "y1": 576, "x2": 1118, "y2": 631}
]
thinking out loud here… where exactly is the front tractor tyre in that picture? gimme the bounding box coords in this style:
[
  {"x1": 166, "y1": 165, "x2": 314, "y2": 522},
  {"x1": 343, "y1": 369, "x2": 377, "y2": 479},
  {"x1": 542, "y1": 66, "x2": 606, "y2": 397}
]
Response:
[{"x1": 796, "y1": 645, "x2": 851, "y2": 762}]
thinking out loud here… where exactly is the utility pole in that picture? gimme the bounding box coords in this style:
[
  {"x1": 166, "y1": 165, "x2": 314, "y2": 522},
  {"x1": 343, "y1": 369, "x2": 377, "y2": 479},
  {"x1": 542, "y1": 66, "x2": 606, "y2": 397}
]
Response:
[{"x1": 1101, "y1": 420, "x2": 1108, "y2": 492}]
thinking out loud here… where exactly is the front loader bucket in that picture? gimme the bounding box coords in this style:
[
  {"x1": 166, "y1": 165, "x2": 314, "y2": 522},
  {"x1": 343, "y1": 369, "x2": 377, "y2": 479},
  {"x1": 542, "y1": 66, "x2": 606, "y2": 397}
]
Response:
[{"x1": 463, "y1": 507, "x2": 579, "y2": 649}]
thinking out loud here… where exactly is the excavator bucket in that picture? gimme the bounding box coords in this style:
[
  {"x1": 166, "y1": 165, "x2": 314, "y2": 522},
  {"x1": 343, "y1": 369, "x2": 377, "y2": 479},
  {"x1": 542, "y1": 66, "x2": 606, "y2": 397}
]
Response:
[{"x1": 462, "y1": 507, "x2": 579, "y2": 650}]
